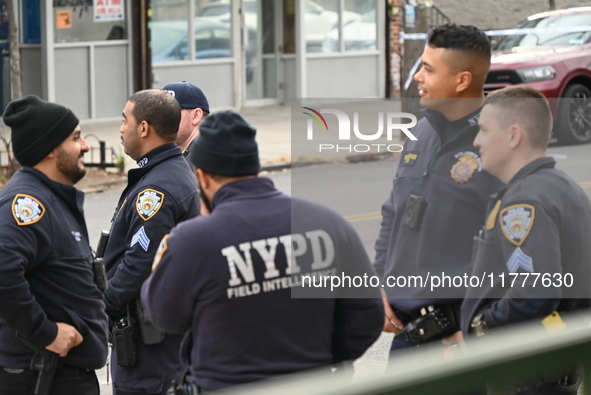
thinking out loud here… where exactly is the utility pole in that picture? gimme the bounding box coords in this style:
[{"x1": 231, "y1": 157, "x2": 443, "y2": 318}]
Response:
[{"x1": 7, "y1": 0, "x2": 22, "y2": 100}]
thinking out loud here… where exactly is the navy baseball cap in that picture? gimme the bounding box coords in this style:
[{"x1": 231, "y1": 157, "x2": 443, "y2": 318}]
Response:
[{"x1": 163, "y1": 81, "x2": 210, "y2": 112}]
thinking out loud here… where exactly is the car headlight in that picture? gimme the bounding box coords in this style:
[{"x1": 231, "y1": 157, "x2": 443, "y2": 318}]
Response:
[{"x1": 517, "y1": 65, "x2": 556, "y2": 82}]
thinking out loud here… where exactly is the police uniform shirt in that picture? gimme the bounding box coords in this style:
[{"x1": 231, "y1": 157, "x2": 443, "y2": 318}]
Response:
[
  {"x1": 103, "y1": 143, "x2": 199, "y2": 318},
  {"x1": 0, "y1": 168, "x2": 109, "y2": 369},
  {"x1": 462, "y1": 156, "x2": 591, "y2": 334},
  {"x1": 374, "y1": 108, "x2": 503, "y2": 312},
  {"x1": 141, "y1": 177, "x2": 383, "y2": 391}
]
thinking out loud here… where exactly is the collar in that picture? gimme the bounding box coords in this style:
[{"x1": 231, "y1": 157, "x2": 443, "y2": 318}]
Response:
[
  {"x1": 136, "y1": 143, "x2": 177, "y2": 168},
  {"x1": 492, "y1": 156, "x2": 556, "y2": 200},
  {"x1": 21, "y1": 167, "x2": 88, "y2": 236},
  {"x1": 119, "y1": 144, "x2": 183, "y2": 206},
  {"x1": 211, "y1": 178, "x2": 282, "y2": 209},
  {"x1": 507, "y1": 155, "x2": 556, "y2": 185},
  {"x1": 422, "y1": 107, "x2": 481, "y2": 139}
]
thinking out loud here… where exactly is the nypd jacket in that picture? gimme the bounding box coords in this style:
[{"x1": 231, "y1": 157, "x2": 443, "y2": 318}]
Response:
[
  {"x1": 141, "y1": 177, "x2": 383, "y2": 391},
  {"x1": 461, "y1": 157, "x2": 591, "y2": 334},
  {"x1": 104, "y1": 144, "x2": 199, "y2": 319},
  {"x1": 0, "y1": 168, "x2": 109, "y2": 369},
  {"x1": 374, "y1": 108, "x2": 503, "y2": 312}
]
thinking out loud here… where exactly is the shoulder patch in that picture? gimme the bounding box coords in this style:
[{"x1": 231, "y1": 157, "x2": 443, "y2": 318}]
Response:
[
  {"x1": 402, "y1": 151, "x2": 419, "y2": 167},
  {"x1": 152, "y1": 234, "x2": 169, "y2": 272},
  {"x1": 486, "y1": 200, "x2": 501, "y2": 230},
  {"x1": 500, "y1": 204, "x2": 535, "y2": 246},
  {"x1": 12, "y1": 194, "x2": 46, "y2": 226},
  {"x1": 450, "y1": 151, "x2": 481, "y2": 184},
  {"x1": 136, "y1": 189, "x2": 165, "y2": 221}
]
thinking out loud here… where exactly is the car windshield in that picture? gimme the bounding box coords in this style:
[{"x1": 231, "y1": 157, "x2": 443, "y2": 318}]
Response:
[{"x1": 495, "y1": 11, "x2": 591, "y2": 50}]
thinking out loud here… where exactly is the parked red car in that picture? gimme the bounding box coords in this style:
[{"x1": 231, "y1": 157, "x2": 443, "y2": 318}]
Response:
[{"x1": 485, "y1": 6, "x2": 591, "y2": 144}]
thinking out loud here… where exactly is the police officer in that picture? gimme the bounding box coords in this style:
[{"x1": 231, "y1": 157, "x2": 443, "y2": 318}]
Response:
[
  {"x1": 0, "y1": 95, "x2": 109, "y2": 394},
  {"x1": 141, "y1": 111, "x2": 383, "y2": 392},
  {"x1": 461, "y1": 86, "x2": 591, "y2": 394},
  {"x1": 375, "y1": 23, "x2": 503, "y2": 349},
  {"x1": 162, "y1": 81, "x2": 210, "y2": 157},
  {"x1": 103, "y1": 89, "x2": 199, "y2": 394}
]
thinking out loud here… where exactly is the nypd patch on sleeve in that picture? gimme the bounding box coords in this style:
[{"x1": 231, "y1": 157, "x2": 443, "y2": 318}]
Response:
[
  {"x1": 12, "y1": 194, "x2": 45, "y2": 226},
  {"x1": 136, "y1": 189, "x2": 165, "y2": 221},
  {"x1": 152, "y1": 234, "x2": 169, "y2": 272},
  {"x1": 500, "y1": 204, "x2": 535, "y2": 246}
]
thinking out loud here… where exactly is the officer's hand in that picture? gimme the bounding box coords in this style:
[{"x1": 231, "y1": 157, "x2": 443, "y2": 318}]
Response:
[
  {"x1": 45, "y1": 322, "x2": 84, "y2": 357},
  {"x1": 442, "y1": 331, "x2": 465, "y2": 349},
  {"x1": 381, "y1": 289, "x2": 403, "y2": 333},
  {"x1": 442, "y1": 331, "x2": 465, "y2": 359}
]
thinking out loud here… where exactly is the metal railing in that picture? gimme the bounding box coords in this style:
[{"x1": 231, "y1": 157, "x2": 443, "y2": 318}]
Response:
[
  {"x1": 214, "y1": 316, "x2": 591, "y2": 394},
  {"x1": 429, "y1": 5, "x2": 451, "y2": 29},
  {"x1": 84, "y1": 134, "x2": 118, "y2": 170}
]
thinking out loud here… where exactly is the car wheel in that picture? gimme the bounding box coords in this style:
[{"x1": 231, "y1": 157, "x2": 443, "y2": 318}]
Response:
[{"x1": 554, "y1": 84, "x2": 591, "y2": 145}]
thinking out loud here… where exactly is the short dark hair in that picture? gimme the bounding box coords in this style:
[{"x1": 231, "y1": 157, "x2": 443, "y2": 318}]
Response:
[
  {"x1": 485, "y1": 86, "x2": 553, "y2": 148},
  {"x1": 427, "y1": 23, "x2": 491, "y2": 60},
  {"x1": 129, "y1": 89, "x2": 181, "y2": 141}
]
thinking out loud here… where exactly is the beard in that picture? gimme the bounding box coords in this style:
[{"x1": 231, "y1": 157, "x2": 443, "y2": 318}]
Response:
[
  {"x1": 56, "y1": 146, "x2": 86, "y2": 185},
  {"x1": 197, "y1": 176, "x2": 213, "y2": 214}
]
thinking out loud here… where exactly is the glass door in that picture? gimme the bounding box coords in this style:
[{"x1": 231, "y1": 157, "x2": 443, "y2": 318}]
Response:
[{"x1": 244, "y1": 0, "x2": 283, "y2": 104}]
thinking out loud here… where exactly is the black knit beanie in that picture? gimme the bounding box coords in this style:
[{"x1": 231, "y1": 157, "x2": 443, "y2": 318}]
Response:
[
  {"x1": 3, "y1": 95, "x2": 79, "y2": 167},
  {"x1": 189, "y1": 110, "x2": 260, "y2": 176}
]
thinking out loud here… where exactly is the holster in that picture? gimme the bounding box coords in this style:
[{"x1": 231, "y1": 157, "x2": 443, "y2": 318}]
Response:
[
  {"x1": 135, "y1": 298, "x2": 165, "y2": 345},
  {"x1": 112, "y1": 305, "x2": 137, "y2": 367}
]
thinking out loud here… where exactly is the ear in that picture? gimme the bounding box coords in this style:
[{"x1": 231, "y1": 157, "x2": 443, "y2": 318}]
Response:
[
  {"x1": 456, "y1": 71, "x2": 473, "y2": 93},
  {"x1": 508, "y1": 123, "x2": 524, "y2": 149},
  {"x1": 191, "y1": 108, "x2": 204, "y2": 126},
  {"x1": 195, "y1": 168, "x2": 210, "y2": 189},
  {"x1": 138, "y1": 120, "x2": 150, "y2": 138}
]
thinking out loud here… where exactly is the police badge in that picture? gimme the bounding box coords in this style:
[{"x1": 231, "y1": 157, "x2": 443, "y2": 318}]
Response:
[
  {"x1": 136, "y1": 189, "x2": 164, "y2": 221},
  {"x1": 500, "y1": 204, "x2": 535, "y2": 246},
  {"x1": 12, "y1": 194, "x2": 45, "y2": 226},
  {"x1": 450, "y1": 151, "x2": 481, "y2": 184}
]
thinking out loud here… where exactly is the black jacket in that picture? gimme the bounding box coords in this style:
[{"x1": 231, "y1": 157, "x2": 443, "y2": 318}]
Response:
[
  {"x1": 462, "y1": 157, "x2": 591, "y2": 334},
  {"x1": 374, "y1": 108, "x2": 503, "y2": 312},
  {"x1": 104, "y1": 143, "x2": 199, "y2": 318},
  {"x1": 0, "y1": 168, "x2": 109, "y2": 369},
  {"x1": 142, "y1": 177, "x2": 383, "y2": 391}
]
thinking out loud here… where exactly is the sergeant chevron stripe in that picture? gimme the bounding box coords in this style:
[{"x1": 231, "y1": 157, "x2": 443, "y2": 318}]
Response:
[
  {"x1": 131, "y1": 226, "x2": 150, "y2": 251},
  {"x1": 506, "y1": 247, "x2": 533, "y2": 273}
]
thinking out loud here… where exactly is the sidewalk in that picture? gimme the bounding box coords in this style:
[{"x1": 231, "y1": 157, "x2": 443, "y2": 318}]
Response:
[
  {"x1": 80, "y1": 105, "x2": 292, "y2": 165},
  {"x1": 77, "y1": 99, "x2": 405, "y2": 193}
]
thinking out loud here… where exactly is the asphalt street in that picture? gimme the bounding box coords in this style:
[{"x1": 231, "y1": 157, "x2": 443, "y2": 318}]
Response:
[{"x1": 85, "y1": 143, "x2": 591, "y2": 393}]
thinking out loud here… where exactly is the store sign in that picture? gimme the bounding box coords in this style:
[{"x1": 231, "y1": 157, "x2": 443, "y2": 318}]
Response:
[{"x1": 94, "y1": 0, "x2": 124, "y2": 22}]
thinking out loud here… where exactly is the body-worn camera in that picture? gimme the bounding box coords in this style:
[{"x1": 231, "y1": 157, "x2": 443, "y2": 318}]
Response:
[
  {"x1": 397, "y1": 305, "x2": 457, "y2": 345},
  {"x1": 113, "y1": 316, "x2": 137, "y2": 367},
  {"x1": 403, "y1": 194, "x2": 428, "y2": 230}
]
